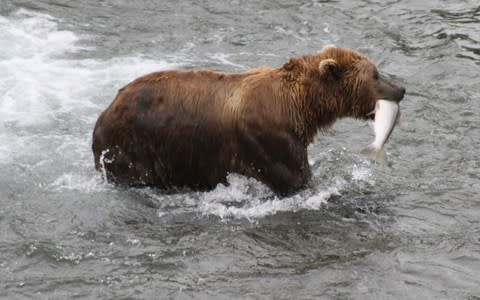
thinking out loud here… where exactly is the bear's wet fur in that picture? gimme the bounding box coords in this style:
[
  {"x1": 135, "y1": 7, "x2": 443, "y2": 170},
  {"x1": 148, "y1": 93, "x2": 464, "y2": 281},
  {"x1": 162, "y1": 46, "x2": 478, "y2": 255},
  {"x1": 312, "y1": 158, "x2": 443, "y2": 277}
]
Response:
[{"x1": 92, "y1": 45, "x2": 405, "y2": 195}]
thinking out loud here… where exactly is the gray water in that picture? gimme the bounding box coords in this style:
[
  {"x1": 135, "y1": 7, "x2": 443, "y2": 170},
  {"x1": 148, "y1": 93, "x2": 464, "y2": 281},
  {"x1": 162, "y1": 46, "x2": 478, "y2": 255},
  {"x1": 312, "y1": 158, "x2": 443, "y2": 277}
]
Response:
[{"x1": 1, "y1": 0, "x2": 479, "y2": 299}]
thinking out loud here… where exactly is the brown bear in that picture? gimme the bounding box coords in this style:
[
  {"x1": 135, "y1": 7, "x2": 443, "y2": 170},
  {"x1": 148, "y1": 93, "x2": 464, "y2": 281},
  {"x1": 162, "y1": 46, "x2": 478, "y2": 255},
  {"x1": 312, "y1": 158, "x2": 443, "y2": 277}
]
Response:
[{"x1": 92, "y1": 45, "x2": 405, "y2": 195}]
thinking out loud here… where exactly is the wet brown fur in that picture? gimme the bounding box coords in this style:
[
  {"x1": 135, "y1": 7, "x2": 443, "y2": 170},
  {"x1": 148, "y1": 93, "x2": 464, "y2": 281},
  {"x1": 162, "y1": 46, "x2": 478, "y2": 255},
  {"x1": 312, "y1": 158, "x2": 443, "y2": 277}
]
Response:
[{"x1": 92, "y1": 46, "x2": 403, "y2": 195}]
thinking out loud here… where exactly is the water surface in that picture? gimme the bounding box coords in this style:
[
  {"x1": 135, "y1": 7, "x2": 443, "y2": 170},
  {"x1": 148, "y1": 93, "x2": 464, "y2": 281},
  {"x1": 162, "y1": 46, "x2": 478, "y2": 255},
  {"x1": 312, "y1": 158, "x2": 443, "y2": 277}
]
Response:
[{"x1": 1, "y1": 0, "x2": 479, "y2": 299}]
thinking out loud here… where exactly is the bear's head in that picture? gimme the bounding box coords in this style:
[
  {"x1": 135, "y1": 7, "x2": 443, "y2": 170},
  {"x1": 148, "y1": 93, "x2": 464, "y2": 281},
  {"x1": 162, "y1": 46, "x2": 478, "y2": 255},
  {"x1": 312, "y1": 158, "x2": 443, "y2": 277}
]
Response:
[{"x1": 316, "y1": 45, "x2": 405, "y2": 120}]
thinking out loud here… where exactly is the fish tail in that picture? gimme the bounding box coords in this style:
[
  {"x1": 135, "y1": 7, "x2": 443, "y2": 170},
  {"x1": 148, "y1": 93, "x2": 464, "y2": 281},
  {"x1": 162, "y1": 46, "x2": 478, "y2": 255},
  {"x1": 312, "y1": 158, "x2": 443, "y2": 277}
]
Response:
[{"x1": 360, "y1": 144, "x2": 389, "y2": 166}]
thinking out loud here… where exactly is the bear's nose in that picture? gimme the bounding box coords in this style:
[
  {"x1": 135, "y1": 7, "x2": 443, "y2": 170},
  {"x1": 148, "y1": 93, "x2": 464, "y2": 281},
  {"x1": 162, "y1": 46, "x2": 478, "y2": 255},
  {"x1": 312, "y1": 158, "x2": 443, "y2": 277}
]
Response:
[{"x1": 397, "y1": 87, "x2": 406, "y2": 102}]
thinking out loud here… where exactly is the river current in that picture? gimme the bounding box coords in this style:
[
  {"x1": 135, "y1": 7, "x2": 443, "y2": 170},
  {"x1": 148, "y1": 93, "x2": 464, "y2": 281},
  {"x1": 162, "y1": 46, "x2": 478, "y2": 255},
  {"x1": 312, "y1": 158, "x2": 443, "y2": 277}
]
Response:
[{"x1": 1, "y1": 1, "x2": 479, "y2": 299}]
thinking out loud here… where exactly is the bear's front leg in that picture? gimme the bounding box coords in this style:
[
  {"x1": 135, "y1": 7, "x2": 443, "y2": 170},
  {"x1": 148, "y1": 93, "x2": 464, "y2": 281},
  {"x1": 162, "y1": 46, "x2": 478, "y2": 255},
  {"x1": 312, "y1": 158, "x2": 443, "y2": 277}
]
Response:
[{"x1": 236, "y1": 128, "x2": 311, "y2": 195}]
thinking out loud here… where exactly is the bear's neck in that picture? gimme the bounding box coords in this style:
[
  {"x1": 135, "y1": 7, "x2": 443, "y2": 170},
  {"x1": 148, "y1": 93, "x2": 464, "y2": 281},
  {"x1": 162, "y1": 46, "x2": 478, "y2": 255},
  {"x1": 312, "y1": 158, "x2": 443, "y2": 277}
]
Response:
[
  {"x1": 278, "y1": 57, "x2": 347, "y2": 145},
  {"x1": 301, "y1": 94, "x2": 344, "y2": 145}
]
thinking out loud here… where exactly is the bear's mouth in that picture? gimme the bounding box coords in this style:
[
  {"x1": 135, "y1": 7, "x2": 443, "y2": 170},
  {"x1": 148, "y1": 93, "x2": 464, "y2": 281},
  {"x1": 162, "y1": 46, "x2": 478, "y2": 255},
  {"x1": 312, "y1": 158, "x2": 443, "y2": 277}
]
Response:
[{"x1": 366, "y1": 110, "x2": 375, "y2": 120}]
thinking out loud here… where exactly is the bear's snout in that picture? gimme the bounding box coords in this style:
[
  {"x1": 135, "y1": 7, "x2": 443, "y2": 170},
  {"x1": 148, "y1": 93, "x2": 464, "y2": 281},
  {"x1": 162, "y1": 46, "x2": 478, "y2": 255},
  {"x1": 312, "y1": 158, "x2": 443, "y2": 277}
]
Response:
[
  {"x1": 397, "y1": 86, "x2": 406, "y2": 102},
  {"x1": 376, "y1": 75, "x2": 406, "y2": 103}
]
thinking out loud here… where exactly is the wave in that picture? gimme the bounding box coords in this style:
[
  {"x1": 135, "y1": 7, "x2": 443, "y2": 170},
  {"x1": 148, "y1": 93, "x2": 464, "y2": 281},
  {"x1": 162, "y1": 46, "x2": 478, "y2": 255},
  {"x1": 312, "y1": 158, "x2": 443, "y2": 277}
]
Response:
[
  {"x1": 135, "y1": 163, "x2": 374, "y2": 220},
  {"x1": 0, "y1": 9, "x2": 177, "y2": 167}
]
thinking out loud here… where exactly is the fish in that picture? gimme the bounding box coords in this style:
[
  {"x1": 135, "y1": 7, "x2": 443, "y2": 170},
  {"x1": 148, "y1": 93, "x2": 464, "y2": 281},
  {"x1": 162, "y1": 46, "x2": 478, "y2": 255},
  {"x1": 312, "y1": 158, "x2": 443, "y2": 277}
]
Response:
[{"x1": 361, "y1": 99, "x2": 400, "y2": 166}]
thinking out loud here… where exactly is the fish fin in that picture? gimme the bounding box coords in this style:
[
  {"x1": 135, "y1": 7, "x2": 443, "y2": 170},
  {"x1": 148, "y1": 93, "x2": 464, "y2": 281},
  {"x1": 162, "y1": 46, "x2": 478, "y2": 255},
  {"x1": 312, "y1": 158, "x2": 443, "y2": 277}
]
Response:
[{"x1": 360, "y1": 145, "x2": 389, "y2": 166}]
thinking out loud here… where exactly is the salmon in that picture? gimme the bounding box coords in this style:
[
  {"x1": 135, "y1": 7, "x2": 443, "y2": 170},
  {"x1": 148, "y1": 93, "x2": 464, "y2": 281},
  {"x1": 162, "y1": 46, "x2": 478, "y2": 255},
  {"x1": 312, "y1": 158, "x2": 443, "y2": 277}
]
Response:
[{"x1": 361, "y1": 100, "x2": 400, "y2": 165}]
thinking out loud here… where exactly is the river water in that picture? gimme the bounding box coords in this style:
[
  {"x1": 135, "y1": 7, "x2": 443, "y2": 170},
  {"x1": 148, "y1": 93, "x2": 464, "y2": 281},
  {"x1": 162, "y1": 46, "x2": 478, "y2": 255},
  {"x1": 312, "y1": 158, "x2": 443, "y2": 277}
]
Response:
[{"x1": 1, "y1": 0, "x2": 479, "y2": 299}]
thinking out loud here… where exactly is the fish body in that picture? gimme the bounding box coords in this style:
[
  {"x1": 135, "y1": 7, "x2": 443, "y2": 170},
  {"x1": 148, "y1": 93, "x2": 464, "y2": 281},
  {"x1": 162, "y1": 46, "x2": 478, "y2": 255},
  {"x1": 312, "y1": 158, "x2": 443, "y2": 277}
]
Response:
[{"x1": 361, "y1": 100, "x2": 400, "y2": 165}]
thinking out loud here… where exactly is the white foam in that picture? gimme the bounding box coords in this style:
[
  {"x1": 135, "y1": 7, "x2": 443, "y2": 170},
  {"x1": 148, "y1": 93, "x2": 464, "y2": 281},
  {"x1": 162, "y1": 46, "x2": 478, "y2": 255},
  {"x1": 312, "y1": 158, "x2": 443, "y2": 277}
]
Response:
[
  {"x1": 200, "y1": 188, "x2": 337, "y2": 220},
  {"x1": 0, "y1": 10, "x2": 177, "y2": 170},
  {"x1": 49, "y1": 172, "x2": 110, "y2": 193},
  {"x1": 351, "y1": 164, "x2": 375, "y2": 185},
  {"x1": 194, "y1": 164, "x2": 375, "y2": 220},
  {"x1": 196, "y1": 174, "x2": 344, "y2": 220},
  {"x1": 0, "y1": 10, "x2": 79, "y2": 127},
  {"x1": 0, "y1": 9, "x2": 178, "y2": 129}
]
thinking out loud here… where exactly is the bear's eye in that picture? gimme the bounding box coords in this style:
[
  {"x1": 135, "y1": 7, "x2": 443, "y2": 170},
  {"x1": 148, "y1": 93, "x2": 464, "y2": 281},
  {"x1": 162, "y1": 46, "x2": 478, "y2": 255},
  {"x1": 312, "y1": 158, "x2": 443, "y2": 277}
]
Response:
[{"x1": 373, "y1": 72, "x2": 379, "y2": 80}]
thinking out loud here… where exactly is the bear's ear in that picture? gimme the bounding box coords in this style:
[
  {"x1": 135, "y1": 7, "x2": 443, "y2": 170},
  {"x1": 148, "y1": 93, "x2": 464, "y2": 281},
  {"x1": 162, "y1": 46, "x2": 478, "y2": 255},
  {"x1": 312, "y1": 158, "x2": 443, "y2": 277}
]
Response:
[
  {"x1": 320, "y1": 44, "x2": 337, "y2": 52},
  {"x1": 318, "y1": 58, "x2": 339, "y2": 79}
]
